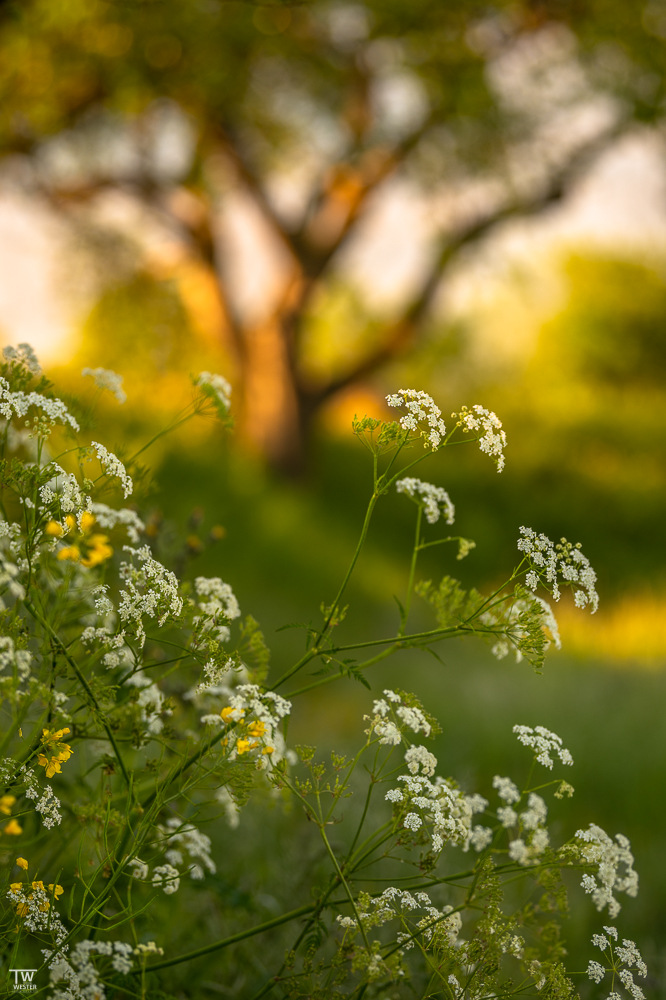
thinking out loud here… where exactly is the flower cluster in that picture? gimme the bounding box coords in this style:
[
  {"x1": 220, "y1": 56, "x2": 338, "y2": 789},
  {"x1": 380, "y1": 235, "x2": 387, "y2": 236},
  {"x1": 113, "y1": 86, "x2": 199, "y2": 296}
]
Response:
[
  {"x1": 125, "y1": 673, "x2": 171, "y2": 734},
  {"x1": 395, "y1": 477, "x2": 455, "y2": 525},
  {"x1": 89, "y1": 442, "x2": 133, "y2": 498},
  {"x1": 40, "y1": 466, "x2": 92, "y2": 523},
  {"x1": 82, "y1": 366, "x2": 127, "y2": 404},
  {"x1": 0, "y1": 377, "x2": 79, "y2": 432},
  {"x1": 3, "y1": 342, "x2": 42, "y2": 374},
  {"x1": 507, "y1": 793, "x2": 550, "y2": 866},
  {"x1": 337, "y1": 886, "x2": 462, "y2": 952},
  {"x1": 90, "y1": 502, "x2": 144, "y2": 544},
  {"x1": 384, "y1": 743, "x2": 487, "y2": 854},
  {"x1": 159, "y1": 818, "x2": 216, "y2": 880},
  {"x1": 118, "y1": 545, "x2": 183, "y2": 646},
  {"x1": 197, "y1": 371, "x2": 232, "y2": 411},
  {"x1": 518, "y1": 526, "x2": 599, "y2": 611},
  {"x1": 46, "y1": 937, "x2": 151, "y2": 1000},
  {"x1": 369, "y1": 689, "x2": 432, "y2": 746},
  {"x1": 587, "y1": 925, "x2": 648, "y2": 1000},
  {"x1": 453, "y1": 404, "x2": 507, "y2": 472},
  {"x1": 8, "y1": 880, "x2": 66, "y2": 941},
  {"x1": 386, "y1": 389, "x2": 447, "y2": 449},
  {"x1": 512, "y1": 724, "x2": 573, "y2": 769},
  {"x1": 202, "y1": 683, "x2": 292, "y2": 769},
  {"x1": 576, "y1": 825, "x2": 638, "y2": 916},
  {"x1": 37, "y1": 727, "x2": 73, "y2": 779},
  {"x1": 193, "y1": 575, "x2": 241, "y2": 642}
]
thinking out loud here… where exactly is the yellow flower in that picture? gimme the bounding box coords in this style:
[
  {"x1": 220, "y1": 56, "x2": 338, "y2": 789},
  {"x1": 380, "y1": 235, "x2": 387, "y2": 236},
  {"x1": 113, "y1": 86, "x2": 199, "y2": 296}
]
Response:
[
  {"x1": 81, "y1": 534, "x2": 113, "y2": 567},
  {"x1": 16, "y1": 901, "x2": 29, "y2": 917},
  {"x1": 38, "y1": 728, "x2": 73, "y2": 777},
  {"x1": 16, "y1": 858, "x2": 28, "y2": 870},
  {"x1": 57, "y1": 545, "x2": 81, "y2": 563},
  {"x1": 262, "y1": 746, "x2": 275, "y2": 755},
  {"x1": 45, "y1": 520, "x2": 64, "y2": 536},
  {"x1": 248, "y1": 720, "x2": 266, "y2": 738},
  {"x1": 4, "y1": 819, "x2": 23, "y2": 835},
  {"x1": 9, "y1": 882, "x2": 23, "y2": 893},
  {"x1": 65, "y1": 514, "x2": 77, "y2": 531},
  {"x1": 0, "y1": 794, "x2": 16, "y2": 815},
  {"x1": 220, "y1": 706, "x2": 243, "y2": 723},
  {"x1": 32, "y1": 880, "x2": 45, "y2": 891},
  {"x1": 80, "y1": 511, "x2": 96, "y2": 531},
  {"x1": 236, "y1": 739, "x2": 251, "y2": 755},
  {"x1": 48, "y1": 883, "x2": 64, "y2": 898}
]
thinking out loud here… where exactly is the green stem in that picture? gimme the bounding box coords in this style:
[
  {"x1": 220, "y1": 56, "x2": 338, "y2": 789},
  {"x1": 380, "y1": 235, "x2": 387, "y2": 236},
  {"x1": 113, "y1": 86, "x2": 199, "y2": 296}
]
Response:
[
  {"x1": 142, "y1": 903, "x2": 315, "y2": 972},
  {"x1": 400, "y1": 505, "x2": 422, "y2": 636},
  {"x1": 23, "y1": 601, "x2": 131, "y2": 787}
]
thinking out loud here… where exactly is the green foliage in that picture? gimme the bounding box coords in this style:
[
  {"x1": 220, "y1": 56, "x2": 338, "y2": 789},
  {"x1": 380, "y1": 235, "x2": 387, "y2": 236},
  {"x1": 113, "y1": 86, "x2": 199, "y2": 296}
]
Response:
[{"x1": 0, "y1": 352, "x2": 648, "y2": 1000}]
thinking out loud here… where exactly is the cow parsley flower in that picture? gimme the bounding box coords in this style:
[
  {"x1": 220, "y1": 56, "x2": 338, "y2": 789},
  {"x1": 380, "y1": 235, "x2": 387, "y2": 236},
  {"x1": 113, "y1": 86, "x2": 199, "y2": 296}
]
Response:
[
  {"x1": 82, "y1": 367, "x2": 127, "y2": 404},
  {"x1": 404, "y1": 812, "x2": 422, "y2": 831},
  {"x1": 493, "y1": 775, "x2": 521, "y2": 804},
  {"x1": 3, "y1": 342, "x2": 41, "y2": 374},
  {"x1": 118, "y1": 546, "x2": 183, "y2": 646},
  {"x1": 90, "y1": 503, "x2": 144, "y2": 544},
  {"x1": 396, "y1": 477, "x2": 455, "y2": 525},
  {"x1": 197, "y1": 372, "x2": 232, "y2": 411},
  {"x1": 576, "y1": 825, "x2": 638, "y2": 916},
  {"x1": 453, "y1": 404, "x2": 506, "y2": 472},
  {"x1": 0, "y1": 378, "x2": 78, "y2": 432},
  {"x1": 587, "y1": 960, "x2": 605, "y2": 983},
  {"x1": 90, "y1": 442, "x2": 133, "y2": 498},
  {"x1": 152, "y1": 864, "x2": 180, "y2": 894},
  {"x1": 512, "y1": 724, "x2": 573, "y2": 769},
  {"x1": 518, "y1": 527, "x2": 599, "y2": 612},
  {"x1": 404, "y1": 745, "x2": 437, "y2": 776},
  {"x1": 386, "y1": 389, "x2": 447, "y2": 449}
]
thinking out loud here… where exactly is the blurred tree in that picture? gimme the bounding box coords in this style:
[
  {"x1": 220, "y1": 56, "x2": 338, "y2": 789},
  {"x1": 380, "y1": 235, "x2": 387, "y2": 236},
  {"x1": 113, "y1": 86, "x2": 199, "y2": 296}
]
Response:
[{"x1": 0, "y1": 0, "x2": 664, "y2": 471}]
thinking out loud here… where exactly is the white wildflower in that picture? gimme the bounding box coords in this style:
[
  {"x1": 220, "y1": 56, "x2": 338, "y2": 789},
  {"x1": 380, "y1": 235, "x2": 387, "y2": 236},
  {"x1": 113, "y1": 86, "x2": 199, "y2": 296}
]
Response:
[
  {"x1": 396, "y1": 703, "x2": 431, "y2": 736},
  {"x1": 469, "y1": 825, "x2": 494, "y2": 851},
  {"x1": 216, "y1": 785, "x2": 241, "y2": 829},
  {"x1": 587, "y1": 961, "x2": 606, "y2": 983},
  {"x1": 497, "y1": 806, "x2": 518, "y2": 827},
  {"x1": 82, "y1": 367, "x2": 127, "y2": 404},
  {"x1": 35, "y1": 785, "x2": 62, "y2": 829},
  {"x1": 91, "y1": 503, "x2": 144, "y2": 544},
  {"x1": 3, "y1": 342, "x2": 41, "y2": 374},
  {"x1": 118, "y1": 546, "x2": 183, "y2": 646},
  {"x1": 454, "y1": 404, "x2": 506, "y2": 472},
  {"x1": 395, "y1": 477, "x2": 455, "y2": 525},
  {"x1": 386, "y1": 388, "x2": 447, "y2": 449},
  {"x1": 576, "y1": 825, "x2": 638, "y2": 916},
  {"x1": 517, "y1": 527, "x2": 599, "y2": 612},
  {"x1": 385, "y1": 788, "x2": 403, "y2": 803},
  {"x1": 404, "y1": 745, "x2": 437, "y2": 776},
  {"x1": 404, "y1": 812, "x2": 422, "y2": 832},
  {"x1": 128, "y1": 858, "x2": 149, "y2": 880},
  {"x1": 375, "y1": 719, "x2": 401, "y2": 745},
  {"x1": 197, "y1": 371, "x2": 232, "y2": 410},
  {"x1": 90, "y1": 442, "x2": 133, "y2": 498},
  {"x1": 493, "y1": 775, "x2": 521, "y2": 804},
  {"x1": 508, "y1": 838, "x2": 531, "y2": 865},
  {"x1": 0, "y1": 377, "x2": 78, "y2": 431},
  {"x1": 512, "y1": 724, "x2": 573, "y2": 769},
  {"x1": 152, "y1": 864, "x2": 180, "y2": 894}
]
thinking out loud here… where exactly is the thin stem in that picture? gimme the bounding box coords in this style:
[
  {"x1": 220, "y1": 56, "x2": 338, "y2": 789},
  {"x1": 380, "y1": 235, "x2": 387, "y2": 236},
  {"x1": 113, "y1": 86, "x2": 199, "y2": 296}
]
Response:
[
  {"x1": 24, "y1": 600, "x2": 131, "y2": 787},
  {"x1": 142, "y1": 903, "x2": 315, "y2": 972}
]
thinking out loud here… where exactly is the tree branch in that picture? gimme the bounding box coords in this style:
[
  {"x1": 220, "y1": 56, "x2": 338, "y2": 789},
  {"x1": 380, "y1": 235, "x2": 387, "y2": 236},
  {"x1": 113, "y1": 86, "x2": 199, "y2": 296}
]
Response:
[{"x1": 304, "y1": 118, "x2": 632, "y2": 405}]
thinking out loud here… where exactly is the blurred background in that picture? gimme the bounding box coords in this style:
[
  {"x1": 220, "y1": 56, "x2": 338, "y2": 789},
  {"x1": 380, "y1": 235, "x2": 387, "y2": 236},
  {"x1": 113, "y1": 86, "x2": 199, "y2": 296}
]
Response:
[{"x1": 1, "y1": 0, "x2": 665, "y2": 993}]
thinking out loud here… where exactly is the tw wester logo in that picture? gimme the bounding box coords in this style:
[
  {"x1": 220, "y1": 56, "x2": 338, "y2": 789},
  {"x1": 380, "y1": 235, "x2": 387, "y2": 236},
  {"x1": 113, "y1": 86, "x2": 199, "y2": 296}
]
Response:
[{"x1": 8, "y1": 970, "x2": 38, "y2": 992}]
